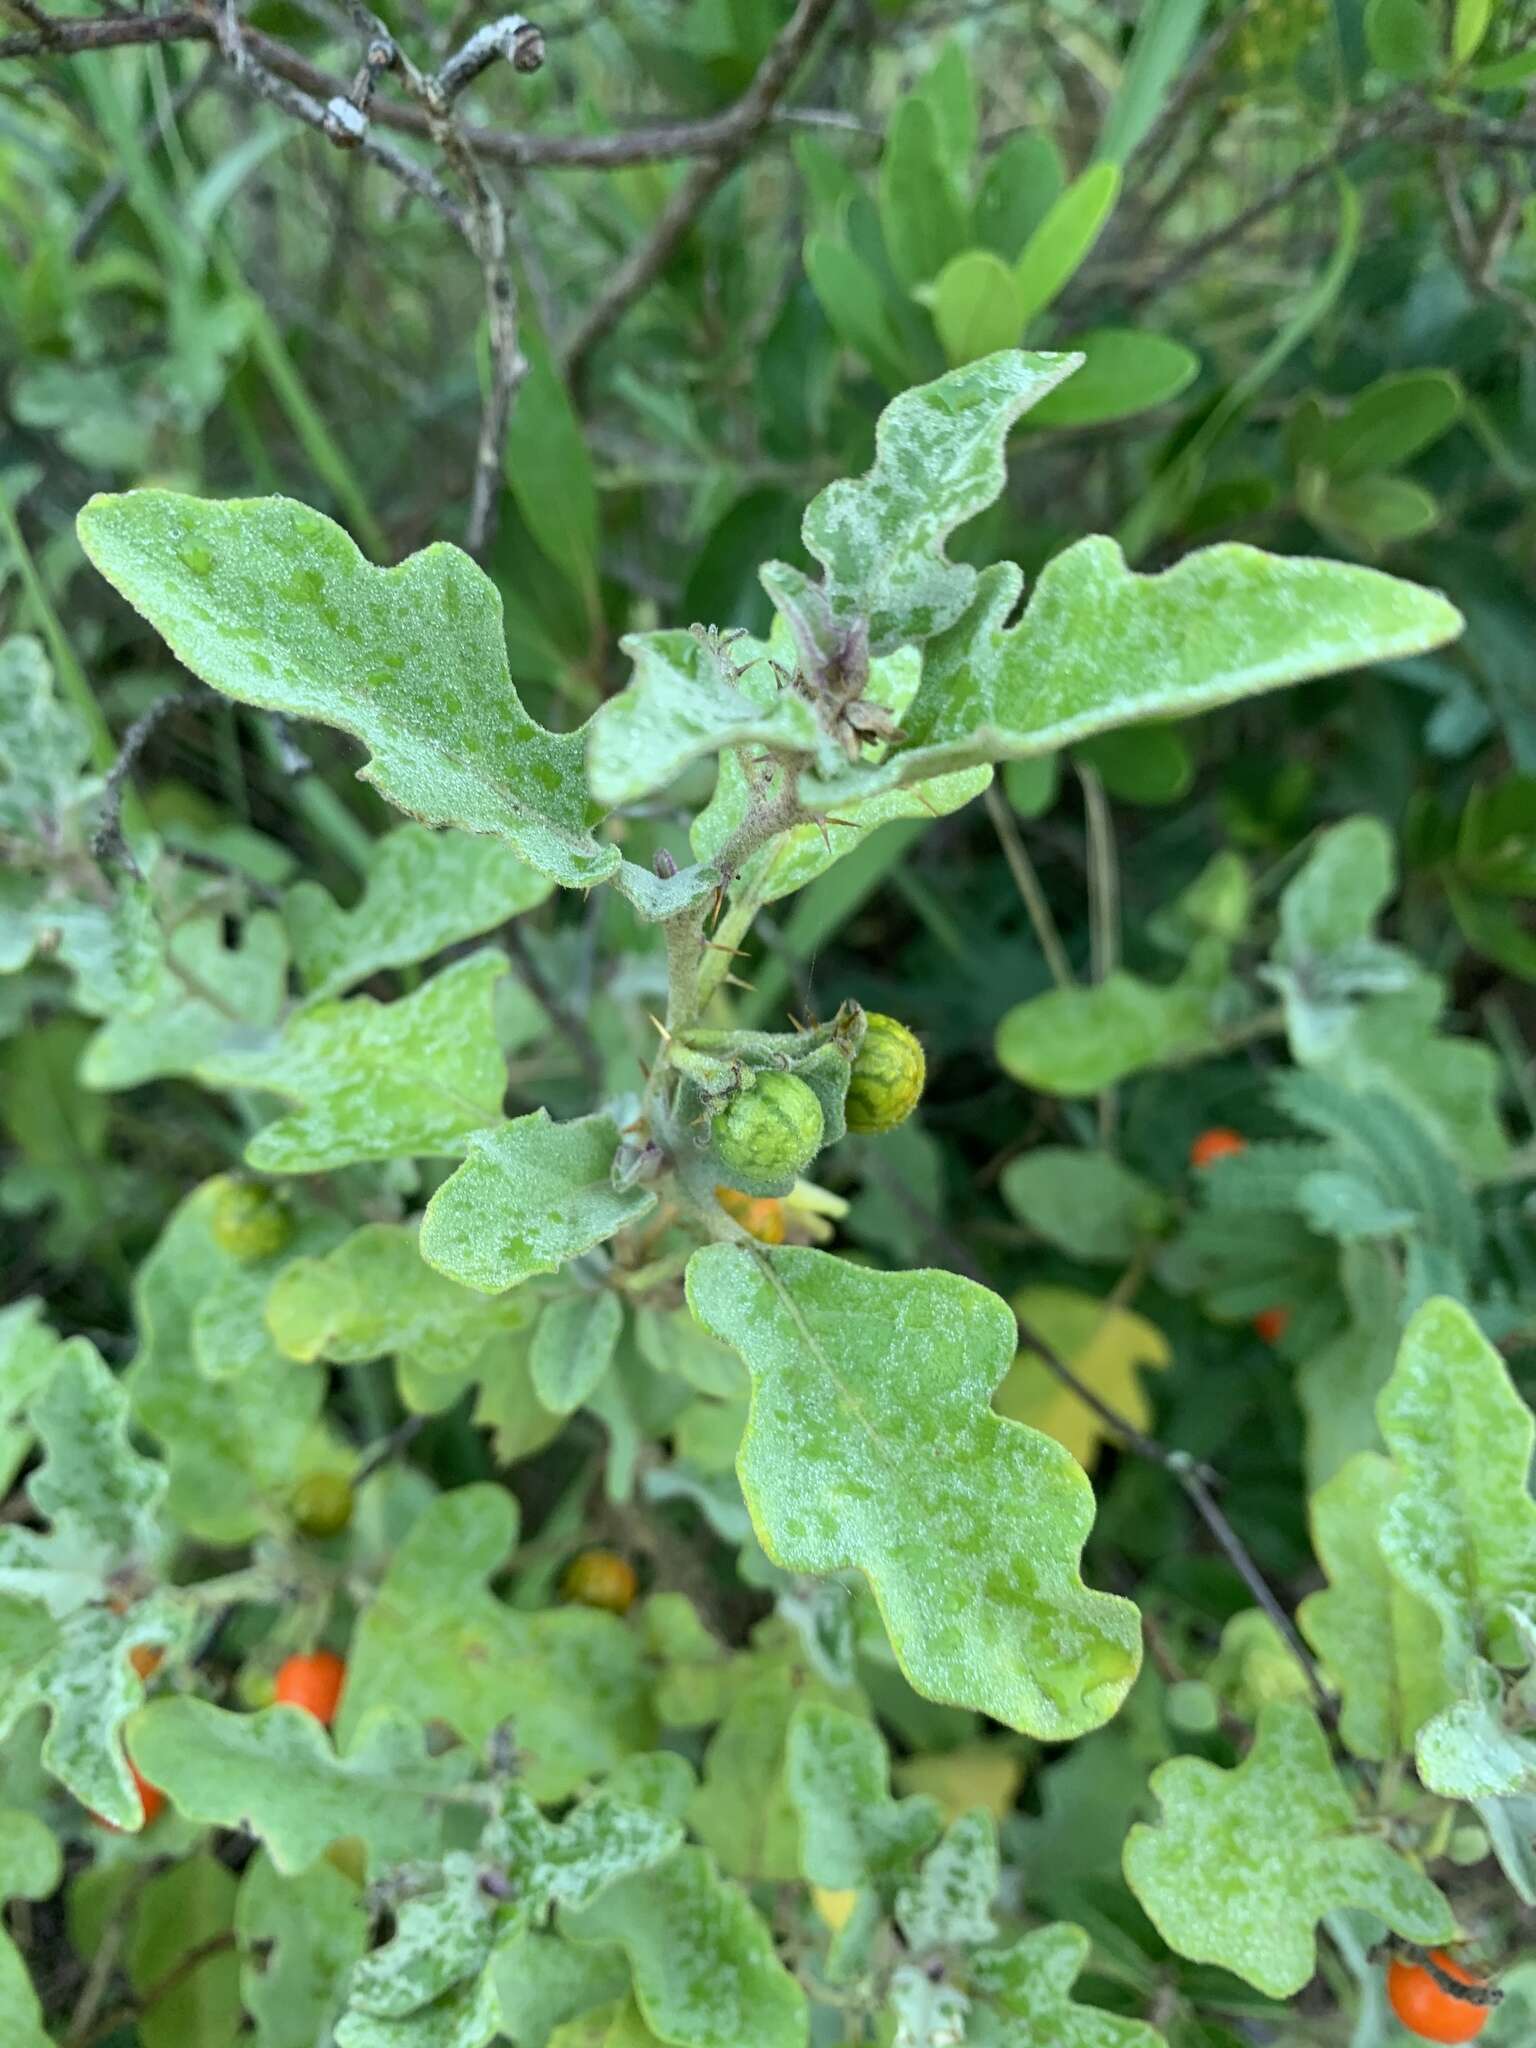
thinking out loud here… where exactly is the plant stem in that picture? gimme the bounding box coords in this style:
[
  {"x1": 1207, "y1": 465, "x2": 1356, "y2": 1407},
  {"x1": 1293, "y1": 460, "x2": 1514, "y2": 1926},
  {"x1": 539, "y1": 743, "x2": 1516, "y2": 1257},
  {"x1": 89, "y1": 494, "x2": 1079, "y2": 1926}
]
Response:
[{"x1": 984, "y1": 782, "x2": 1074, "y2": 990}]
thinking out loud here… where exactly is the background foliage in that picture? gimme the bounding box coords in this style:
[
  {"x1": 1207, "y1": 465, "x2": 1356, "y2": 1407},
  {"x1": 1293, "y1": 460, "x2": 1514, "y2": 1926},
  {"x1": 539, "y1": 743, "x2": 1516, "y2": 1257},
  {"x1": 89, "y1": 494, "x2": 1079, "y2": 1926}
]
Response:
[{"x1": 4, "y1": 0, "x2": 1536, "y2": 2042}]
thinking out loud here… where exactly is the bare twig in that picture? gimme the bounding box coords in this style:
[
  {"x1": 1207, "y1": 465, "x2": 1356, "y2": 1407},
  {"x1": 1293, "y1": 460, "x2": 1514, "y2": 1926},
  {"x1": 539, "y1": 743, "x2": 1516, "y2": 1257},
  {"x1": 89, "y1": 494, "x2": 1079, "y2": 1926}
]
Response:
[
  {"x1": 983, "y1": 782, "x2": 1074, "y2": 991},
  {"x1": 561, "y1": 0, "x2": 840, "y2": 376},
  {"x1": 92, "y1": 689, "x2": 206, "y2": 876}
]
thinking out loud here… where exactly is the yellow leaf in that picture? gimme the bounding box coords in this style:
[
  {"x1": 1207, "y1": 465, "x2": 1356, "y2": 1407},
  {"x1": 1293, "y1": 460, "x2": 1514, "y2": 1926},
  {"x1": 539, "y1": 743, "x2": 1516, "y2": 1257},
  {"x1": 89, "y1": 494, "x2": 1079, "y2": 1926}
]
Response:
[
  {"x1": 894, "y1": 1740, "x2": 1025, "y2": 1825},
  {"x1": 812, "y1": 1886, "x2": 859, "y2": 1932},
  {"x1": 998, "y1": 1286, "x2": 1170, "y2": 1472}
]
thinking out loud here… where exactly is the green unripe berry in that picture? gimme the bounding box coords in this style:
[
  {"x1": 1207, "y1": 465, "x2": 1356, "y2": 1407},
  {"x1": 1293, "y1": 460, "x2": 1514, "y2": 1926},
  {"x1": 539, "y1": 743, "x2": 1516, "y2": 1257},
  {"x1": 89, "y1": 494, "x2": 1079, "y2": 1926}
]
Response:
[
  {"x1": 291, "y1": 1471, "x2": 355, "y2": 1539},
  {"x1": 712, "y1": 1071, "x2": 824, "y2": 1181},
  {"x1": 844, "y1": 1013, "x2": 925, "y2": 1134},
  {"x1": 211, "y1": 1180, "x2": 294, "y2": 1261}
]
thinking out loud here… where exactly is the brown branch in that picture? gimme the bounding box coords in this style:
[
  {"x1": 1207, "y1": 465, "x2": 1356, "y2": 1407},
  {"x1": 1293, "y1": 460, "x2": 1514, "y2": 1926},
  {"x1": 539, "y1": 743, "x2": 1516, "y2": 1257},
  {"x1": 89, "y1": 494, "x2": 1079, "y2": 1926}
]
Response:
[
  {"x1": 0, "y1": 6, "x2": 837, "y2": 169},
  {"x1": 562, "y1": 0, "x2": 839, "y2": 377}
]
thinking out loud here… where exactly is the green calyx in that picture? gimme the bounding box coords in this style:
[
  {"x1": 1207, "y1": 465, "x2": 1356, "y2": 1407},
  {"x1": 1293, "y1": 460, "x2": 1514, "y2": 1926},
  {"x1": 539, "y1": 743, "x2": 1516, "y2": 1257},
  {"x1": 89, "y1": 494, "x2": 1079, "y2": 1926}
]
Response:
[
  {"x1": 845, "y1": 1013, "x2": 926, "y2": 1134},
  {"x1": 711, "y1": 1071, "x2": 825, "y2": 1185},
  {"x1": 210, "y1": 1179, "x2": 295, "y2": 1261}
]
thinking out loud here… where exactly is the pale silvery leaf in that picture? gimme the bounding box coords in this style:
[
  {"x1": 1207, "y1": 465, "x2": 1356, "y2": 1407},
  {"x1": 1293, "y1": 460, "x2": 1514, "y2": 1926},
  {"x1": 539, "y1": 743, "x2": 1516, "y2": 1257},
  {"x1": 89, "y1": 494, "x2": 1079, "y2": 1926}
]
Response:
[
  {"x1": 236, "y1": 1854, "x2": 368, "y2": 2048},
  {"x1": 965, "y1": 1924, "x2": 1164, "y2": 2047},
  {"x1": 265, "y1": 1222, "x2": 537, "y2": 1380},
  {"x1": 348, "y1": 1855, "x2": 498, "y2": 2017},
  {"x1": 202, "y1": 948, "x2": 508, "y2": 1171},
  {"x1": 896, "y1": 1809, "x2": 999, "y2": 1951},
  {"x1": 1377, "y1": 1296, "x2": 1536, "y2": 1684},
  {"x1": 765, "y1": 351, "x2": 1083, "y2": 659},
  {"x1": 0, "y1": 1339, "x2": 165, "y2": 1616},
  {"x1": 420, "y1": 1111, "x2": 656, "y2": 1294},
  {"x1": 562, "y1": 1846, "x2": 807, "y2": 2048},
  {"x1": 286, "y1": 824, "x2": 554, "y2": 1000},
  {"x1": 129, "y1": 1179, "x2": 328, "y2": 1543},
  {"x1": 77, "y1": 492, "x2": 619, "y2": 888},
  {"x1": 531, "y1": 1291, "x2": 624, "y2": 1414},
  {"x1": 336, "y1": 1486, "x2": 653, "y2": 1799},
  {"x1": 587, "y1": 630, "x2": 822, "y2": 807},
  {"x1": 336, "y1": 1969, "x2": 504, "y2": 2048},
  {"x1": 0, "y1": 1808, "x2": 61, "y2": 2048},
  {"x1": 1298, "y1": 1452, "x2": 1447, "y2": 1762},
  {"x1": 1416, "y1": 1661, "x2": 1536, "y2": 1800},
  {"x1": 0, "y1": 634, "x2": 95, "y2": 838},
  {"x1": 81, "y1": 910, "x2": 289, "y2": 1091},
  {"x1": 803, "y1": 541, "x2": 1462, "y2": 808},
  {"x1": 607, "y1": 858, "x2": 723, "y2": 923},
  {"x1": 685, "y1": 1247, "x2": 1142, "y2": 1739},
  {"x1": 491, "y1": 1785, "x2": 682, "y2": 1913},
  {"x1": 889, "y1": 1966, "x2": 968, "y2": 2047},
  {"x1": 129, "y1": 1698, "x2": 462, "y2": 1875},
  {"x1": 1122, "y1": 1700, "x2": 1454, "y2": 1996},
  {"x1": 0, "y1": 1594, "x2": 188, "y2": 1826},
  {"x1": 0, "y1": 1297, "x2": 61, "y2": 1496},
  {"x1": 784, "y1": 1700, "x2": 941, "y2": 1889}
]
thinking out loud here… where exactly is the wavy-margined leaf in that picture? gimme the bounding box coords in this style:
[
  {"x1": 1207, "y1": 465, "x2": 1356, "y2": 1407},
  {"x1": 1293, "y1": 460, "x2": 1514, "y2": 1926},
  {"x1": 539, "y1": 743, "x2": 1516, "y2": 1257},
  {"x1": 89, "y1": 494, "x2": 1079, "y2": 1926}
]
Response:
[
  {"x1": 1416, "y1": 1660, "x2": 1536, "y2": 1799},
  {"x1": 1123, "y1": 1700, "x2": 1454, "y2": 1995},
  {"x1": 80, "y1": 910, "x2": 290, "y2": 1090},
  {"x1": 531, "y1": 1291, "x2": 625, "y2": 1414},
  {"x1": 586, "y1": 631, "x2": 822, "y2": 808},
  {"x1": 0, "y1": 1808, "x2": 61, "y2": 2048},
  {"x1": 129, "y1": 1697, "x2": 461, "y2": 1875},
  {"x1": 997, "y1": 1290, "x2": 1170, "y2": 1475},
  {"x1": 492, "y1": 1932, "x2": 631, "y2": 2048},
  {"x1": 347, "y1": 1855, "x2": 501, "y2": 2019},
  {"x1": 1298, "y1": 1452, "x2": 1447, "y2": 1762},
  {"x1": 492, "y1": 1787, "x2": 681, "y2": 1916},
  {"x1": 966, "y1": 1924, "x2": 1163, "y2": 2047},
  {"x1": 761, "y1": 353, "x2": 1082, "y2": 665},
  {"x1": 1377, "y1": 1296, "x2": 1536, "y2": 1682},
  {"x1": 0, "y1": 1339, "x2": 164, "y2": 1614},
  {"x1": 562, "y1": 1847, "x2": 807, "y2": 2048},
  {"x1": 129, "y1": 1180, "x2": 329, "y2": 1542},
  {"x1": 889, "y1": 1966, "x2": 969, "y2": 2046},
  {"x1": 201, "y1": 949, "x2": 508, "y2": 1172},
  {"x1": 0, "y1": 1298, "x2": 61, "y2": 1495},
  {"x1": 337, "y1": 1968, "x2": 505, "y2": 2048},
  {"x1": 803, "y1": 541, "x2": 1462, "y2": 809},
  {"x1": 0, "y1": 1347, "x2": 181, "y2": 1821},
  {"x1": 337, "y1": 1487, "x2": 653, "y2": 1799},
  {"x1": 421, "y1": 1112, "x2": 655, "y2": 1294},
  {"x1": 236, "y1": 1853, "x2": 368, "y2": 2048},
  {"x1": 689, "y1": 1663, "x2": 855, "y2": 1882},
  {"x1": 895, "y1": 1809, "x2": 999, "y2": 1951},
  {"x1": 995, "y1": 962, "x2": 1223, "y2": 1099},
  {"x1": 686, "y1": 1246, "x2": 1142, "y2": 1739},
  {"x1": 286, "y1": 824, "x2": 553, "y2": 1001},
  {"x1": 77, "y1": 492, "x2": 619, "y2": 888},
  {"x1": 999, "y1": 1152, "x2": 1170, "y2": 1265},
  {"x1": 0, "y1": 633, "x2": 96, "y2": 836},
  {"x1": 265, "y1": 1222, "x2": 538, "y2": 1401},
  {"x1": 784, "y1": 1700, "x2": 941, "y2": 1889}
]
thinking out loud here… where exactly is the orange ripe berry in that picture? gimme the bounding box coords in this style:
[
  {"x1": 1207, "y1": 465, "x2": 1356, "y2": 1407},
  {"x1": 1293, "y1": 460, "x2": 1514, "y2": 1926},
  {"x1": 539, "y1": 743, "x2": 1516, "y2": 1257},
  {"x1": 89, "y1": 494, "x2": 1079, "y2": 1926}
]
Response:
[
  {"x1": 128, "y1": 1644, "x2": 162, "y2": 1682},
  {"x1": 715, "y1": 1186, "x2": 787, "y2": 1245},
  {"x1": 1386, "y1": 1952, "x2": 1493, "y2": 2044},
  {"x1": 92, "y1": 1761, "x2": 165, "y2": 1832},
  {"x1": 274, "y1": 1649, "x2": 347, "y2": 1727},
  {"x1": 1253, "y1": 1307, "x2": 1290, "y2": 1344},
  {"x1": 562, "y1": 1549, "x2": 639, "y2": 1615},
  {"x1": 1190, "y1": 1127, "x2": 1246, "y2": 1170}
]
